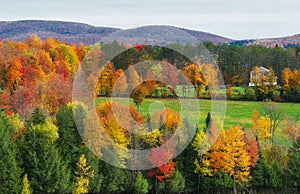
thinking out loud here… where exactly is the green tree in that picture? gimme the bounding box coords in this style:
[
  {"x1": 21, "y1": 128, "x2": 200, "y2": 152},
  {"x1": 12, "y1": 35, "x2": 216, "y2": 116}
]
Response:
[
  {"x1": 0, "y1": 111, "x2": 22, "y2": 193},
  {"x1": 101, "y1": 162, "x2": 130, "y2": 193},
  {"x1": 285, "y1": 137, "x2": 300, "y2": 187},
  {"x1": 21, "y1": 108, "x2": 71, "y2": 193},
  {"x1": 200, "y1": 172, "x2": 233, "y2": 191},
  {"x1": 166, "y1": 170, "x2": 185, "y2": 193},
  {"x1": 134, "y1": 171, "x2": 149, "y2": 194},
  {"x1": 268, "y1": 161, "x2": 283, "y2": 188},
  {"x1": 55, "y1": 104, "x2": 106, "y2": 193},
  {"x1": 250, "y1": 151, "x2": 270, "y2": 191},
  {"x1": 56, "y1": 104, "x2": 82, "y2": 163},
  {"x1": 244, "y1": 87, "x2": 257, "y2": 101},
  {"x1": 174, "y1": 120, "x2": 198, "y2": 192}
]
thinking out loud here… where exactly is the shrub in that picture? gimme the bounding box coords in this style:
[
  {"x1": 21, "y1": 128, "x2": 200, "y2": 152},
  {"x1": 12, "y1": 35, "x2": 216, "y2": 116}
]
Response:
[{"x1": 244, "y1": 87, "x2": 257, "y2": 101}]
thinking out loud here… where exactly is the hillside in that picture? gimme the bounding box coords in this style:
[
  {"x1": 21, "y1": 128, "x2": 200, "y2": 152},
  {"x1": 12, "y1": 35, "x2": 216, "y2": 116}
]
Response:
[
  {"x1": 246, "y1": 34, "x2": 300, "y2": 48},
  {"x1": 0, "y1": 20, "x2": 119, "y2": 45},
  {"x1": 0, "y1": 20, "x2": 299, "y2": 47},
  {"x1": 0, "y1": 20, "x2": 232, "y2": 45}
]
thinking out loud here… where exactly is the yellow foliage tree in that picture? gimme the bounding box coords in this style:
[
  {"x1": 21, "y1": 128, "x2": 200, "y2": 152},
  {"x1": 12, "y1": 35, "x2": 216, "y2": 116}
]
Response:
[
  {"x1": 139, "y1": 129, "x2": 162, "y2": 147},
  {"x1": 32, "y1": 119, "x2": 59, "y2": 144},
  {"x1": 72, "y1": 154, "x2": 94, "y2": 194},
  {"x1": 223, "y1": 126, "x2": 251, "y2": 184},
  {"x1": 200, "y1": 64, "x2": 218, "y2": 90},
  {"x1": 207, "y1": 126, "x2": 251, "y2": 194},
  {"x1": 251, "y1": 109, "x2": 271, "y2": 140},
  {"x1": 21, "y1": 173, "x2": 32, "y2": 194},
  {"x1": 192, "y1": 130, "x2": 212, "y2": 177},
  {"x1": 281, "y1": 68, "x2": 291, "y2": 98}
]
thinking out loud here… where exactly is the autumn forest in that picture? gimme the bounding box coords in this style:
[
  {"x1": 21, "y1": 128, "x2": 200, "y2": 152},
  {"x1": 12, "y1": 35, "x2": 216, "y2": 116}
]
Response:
[{"x1": 1, "y1": 35, "x2": 300, "y2": 194}]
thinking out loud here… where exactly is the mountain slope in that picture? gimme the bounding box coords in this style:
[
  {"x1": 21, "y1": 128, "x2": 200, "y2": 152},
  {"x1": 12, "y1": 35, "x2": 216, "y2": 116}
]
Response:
[
  {"x1": 0, "y1": 20, "x2": 120, "y2": 45},
  {"x1": 0, "y1": 20, "x2": 232, "y2": 45},
  {"x1": 0, "y1": 20, "x2": 299, "y2": 47},
  {"x1": 246, "y1": 34, "x2": 300, "y2": 47}
]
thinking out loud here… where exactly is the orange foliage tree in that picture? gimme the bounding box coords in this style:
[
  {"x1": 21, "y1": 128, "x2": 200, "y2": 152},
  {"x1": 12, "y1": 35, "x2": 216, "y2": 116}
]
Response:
[
  {"x1": 183, "y1": 64, "x2": 207, "y2": 98},
  {"x1": 0, "y1": 36, "x2": 85, "y2": 117},
  {"x1": 145, "y1": 70, "x2": 157, "y2": 96},
  {"x1": 206, "y1": 125, "x2": 256, "y2": 193}
]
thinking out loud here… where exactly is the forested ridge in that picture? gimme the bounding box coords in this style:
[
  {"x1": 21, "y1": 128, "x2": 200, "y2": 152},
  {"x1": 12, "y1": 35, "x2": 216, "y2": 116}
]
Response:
[{"x1": 1, "y1": 20, "x2": 299, "y2": 47}]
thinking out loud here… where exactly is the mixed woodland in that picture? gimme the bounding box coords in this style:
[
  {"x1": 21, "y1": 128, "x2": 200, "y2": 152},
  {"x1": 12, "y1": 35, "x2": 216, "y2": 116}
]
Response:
[{"x1": 0, "y1": 36, "x2": 300, "y2": 193}]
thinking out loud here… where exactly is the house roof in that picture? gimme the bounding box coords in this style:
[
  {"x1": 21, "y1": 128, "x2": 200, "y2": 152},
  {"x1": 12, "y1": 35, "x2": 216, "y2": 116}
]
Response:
[{"x1": 250, "y1": 66, "x2": 270, "y2": 74}]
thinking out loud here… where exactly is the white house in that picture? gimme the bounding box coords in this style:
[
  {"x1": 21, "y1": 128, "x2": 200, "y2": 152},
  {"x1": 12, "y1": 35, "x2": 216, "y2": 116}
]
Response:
[{"x1": 249, "y1": 66, "x2": 277, "y2": 86}]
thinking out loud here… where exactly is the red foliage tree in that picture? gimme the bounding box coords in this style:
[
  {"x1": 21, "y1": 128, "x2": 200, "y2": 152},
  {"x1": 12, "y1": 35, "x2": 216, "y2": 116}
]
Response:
[{"x1": 147, "y1": 147, "x2": 176, "y2": 182}]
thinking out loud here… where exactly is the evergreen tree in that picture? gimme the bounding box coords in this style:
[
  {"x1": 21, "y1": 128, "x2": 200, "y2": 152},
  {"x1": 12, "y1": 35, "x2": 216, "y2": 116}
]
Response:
[
  {"x1": 174, "y1": 119, "x2": 198, "y2": 192},
  {"x1": 166, "y1": 170, "x2": 185, "y2": 193},
  {"x1": 285, "y1": 137, "x2": 300, "y2": 188},
  {"x1": 56, "y1": 105, "x2": 82, "y2": 173},
  {"x1": 0, "y1": 111, "x2": 22, "y2": 193},
  {"x1": 268, "y1": 161, "x2": 283, "y2": 188},
  {"x1": 56, "y1": 105, "x2": 82, "y2": 157},
  {"x1": 26, "y1": 107, "x2": 46, "y2": 125},
  {"x1": 205, "y1": 112, "x2": 211, "y2": 130},
  {"x1": 134, "y1": 171, "x2": 149, "y2": 194},
  {"x1": 100, "y1": 162, "x2": 130, "y2": 193},
  {"x1": 200, "y1": 172, "x2": 234, "y2": 191},
  {"x1": 250, "y1": 151, "x2": 270, "y2": 190},
  {"x1": 21, "y1": 108, "x2": 71, "y2": 193}
]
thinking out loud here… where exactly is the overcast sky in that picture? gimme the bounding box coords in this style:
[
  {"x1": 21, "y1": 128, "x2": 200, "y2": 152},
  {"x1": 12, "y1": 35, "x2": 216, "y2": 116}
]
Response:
[{"x1": 1, "y1": 0, "x2": 299, "y2": 40}]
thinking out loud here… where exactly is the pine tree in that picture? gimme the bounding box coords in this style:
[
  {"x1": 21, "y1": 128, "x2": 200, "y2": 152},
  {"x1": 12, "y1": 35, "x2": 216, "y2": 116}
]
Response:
[
  {"x1": 285, "y1": 137, "x2": 300, "y2": 187},
  {"x1": 250, "y1": 151, "x2": 270, "y2": 190},
  {"x1": 268, "y1": 161, "x2": 283, "y2": 188},
  {"x1": 134, "y1": 171, "x2": 149, "y2": 194},
  {"x1": 0, "y1": 111, "x2": 22, "y2": 193},
  {"x1": 56, "y1": 104, "x2": 82, "y2": 163},
  {"x1": 166, "y1": 170, "x2": 185, "y2": 193},
  {"x1": 21, "y1": 108, "x2": 71, "y2": 193},
  {"x1": 100, "y1": 162, "x2": 130, "y2": 193}
]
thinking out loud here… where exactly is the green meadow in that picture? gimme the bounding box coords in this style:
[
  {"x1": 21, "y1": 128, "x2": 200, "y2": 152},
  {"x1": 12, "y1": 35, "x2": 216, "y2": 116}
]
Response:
[{"x1": 96, "y1": 97, "x2": 300, "y2": 129}]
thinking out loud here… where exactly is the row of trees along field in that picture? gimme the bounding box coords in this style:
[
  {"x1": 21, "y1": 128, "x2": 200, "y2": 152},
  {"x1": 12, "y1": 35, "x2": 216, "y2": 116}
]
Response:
[
  {"x1": 0, "y1": 35, "x2": 300, "y2": 108},
  {"x1": 98, "y1": 41, "x2": 300, "y2": 102},
  {"x1": 0, "y1": 36, "x2": 299, "y2": 193}
]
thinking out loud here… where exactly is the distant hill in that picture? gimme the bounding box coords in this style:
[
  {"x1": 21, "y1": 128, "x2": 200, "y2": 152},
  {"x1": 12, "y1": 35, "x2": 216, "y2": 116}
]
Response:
[
  {"x1": 0, "y1": 20, "x2": 232, "y2": 45},
  {"x1": 178, "y1": 27, "x2": 232, "y2": 44},
  {"x1": 0, "y1": 20, "x2": 119, "y2": 45},
  {"x1": 0, "y1": 20, "x2": 299, "y2": 47},
  {"x1": 246, "y1": 34, "x2": 300, "y2": 48},
  {"x1": 101, "y1": 25, "x2": 233, "y2": 45}
]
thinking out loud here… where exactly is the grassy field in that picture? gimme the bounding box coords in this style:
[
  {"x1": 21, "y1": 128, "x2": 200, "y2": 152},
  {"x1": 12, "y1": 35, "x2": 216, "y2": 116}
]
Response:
[{"x1": 96, "y1": 97, "x2": 300, "y2": 129}]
